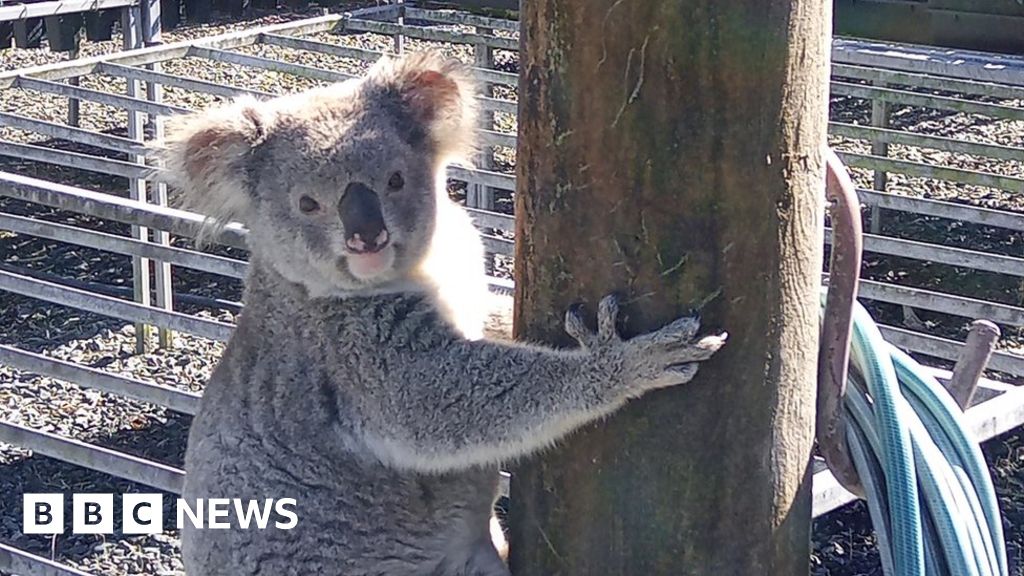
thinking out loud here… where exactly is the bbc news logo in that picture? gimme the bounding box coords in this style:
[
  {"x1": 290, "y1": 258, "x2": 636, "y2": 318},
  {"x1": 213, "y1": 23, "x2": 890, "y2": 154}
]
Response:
[{"x1": 23, "y1": 494, "x2": 298, "y2": 534}]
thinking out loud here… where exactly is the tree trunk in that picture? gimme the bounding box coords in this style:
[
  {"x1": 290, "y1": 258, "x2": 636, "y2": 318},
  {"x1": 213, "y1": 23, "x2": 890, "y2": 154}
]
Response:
[{"x1": 508, "y1": 1, "x2": 829, "y2": 575}]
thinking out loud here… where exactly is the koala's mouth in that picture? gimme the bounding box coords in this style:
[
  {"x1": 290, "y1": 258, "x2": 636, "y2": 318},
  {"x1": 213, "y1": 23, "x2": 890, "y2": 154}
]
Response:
[
  {"x1": 342, "y1": 243, "x2": 396, "y2": 280},
  {"x1": 345, "y1": 228, "x2": 390, "y2": 255},
  {"x1": 338, "y1": 181, "x2": 395, "y2": 280}
]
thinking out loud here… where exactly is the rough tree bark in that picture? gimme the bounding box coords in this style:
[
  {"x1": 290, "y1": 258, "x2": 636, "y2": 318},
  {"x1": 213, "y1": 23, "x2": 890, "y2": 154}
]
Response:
[{"x1": 509, "y1": 1, "x2": 830, "y2": 574}]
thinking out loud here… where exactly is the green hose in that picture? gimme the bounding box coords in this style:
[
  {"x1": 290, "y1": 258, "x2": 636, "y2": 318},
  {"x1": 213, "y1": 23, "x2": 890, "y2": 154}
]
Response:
[
  {"x1": 830, "y1": 298, "x2": 1008, "y2": 576},
  {"x1": 848, "y1": 302, "x2": 926, "y2": 575}
]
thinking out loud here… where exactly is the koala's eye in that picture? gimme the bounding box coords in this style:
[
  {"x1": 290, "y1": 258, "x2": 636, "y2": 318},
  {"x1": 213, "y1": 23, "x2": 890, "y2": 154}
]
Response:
[
  {"x1": 387, "y1": 171, "x2": 405, "y2": 190},
  {"x1": 298, "y1": 195, "x2": 321, "y2": 214}
]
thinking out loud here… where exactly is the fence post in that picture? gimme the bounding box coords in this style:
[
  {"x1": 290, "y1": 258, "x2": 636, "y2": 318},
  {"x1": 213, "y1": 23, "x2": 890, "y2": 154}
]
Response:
[
  {"x1": 66, "y1": 46, "x2": 81, "y2": 128},
  {"x1": 869, "y1": 82, "x2": 890, "y2": 234},
  {"x1": 472, "y1": 26, "x2": 496, "y2": 274},
  {"x1": 123, "y1": 5, "x2": 152, "y2": 354},
  {"x1": 141, "y1": 0, "x2": 174, "y2": 349},
  {"x1": 41, "y1": 14, "x2": 84, "y2": 127},
  {"x1": 508, "y1": 0, "x2": 828, "y2": 572},
  {"x1": 393, "y1": 0, "x2": 405, "y2": 54}
]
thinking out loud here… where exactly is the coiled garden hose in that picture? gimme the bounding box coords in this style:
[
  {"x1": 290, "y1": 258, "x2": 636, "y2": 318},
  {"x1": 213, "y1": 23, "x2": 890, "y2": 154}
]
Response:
[{"x1": 824, "y1": 295, "x2": 1008, "y2": 576}]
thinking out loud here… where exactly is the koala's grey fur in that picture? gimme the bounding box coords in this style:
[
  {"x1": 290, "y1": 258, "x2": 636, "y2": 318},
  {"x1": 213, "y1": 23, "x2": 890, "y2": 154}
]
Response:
[{"x1": 163, "y1": 51, "x2": 725, "y2": 576}]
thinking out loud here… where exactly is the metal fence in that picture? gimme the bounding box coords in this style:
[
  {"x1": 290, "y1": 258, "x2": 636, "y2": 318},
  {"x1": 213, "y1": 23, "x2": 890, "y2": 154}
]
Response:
[{"x1": 0, "y1": 4, "x2": 1023, "y2": 574}]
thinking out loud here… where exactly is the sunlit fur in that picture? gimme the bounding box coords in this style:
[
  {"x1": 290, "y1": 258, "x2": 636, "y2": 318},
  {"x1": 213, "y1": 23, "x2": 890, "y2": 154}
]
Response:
[{"x1": 161, "y1": 51, "x2": 481, "y2": 303}]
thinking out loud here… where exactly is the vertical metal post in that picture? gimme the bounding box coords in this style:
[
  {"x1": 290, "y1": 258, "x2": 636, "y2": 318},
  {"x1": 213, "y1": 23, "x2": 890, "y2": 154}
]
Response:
[
  {"x1": 393, "y1": 0, "x2": 404, "y2": 54},
  {"x1": 48, "y1": 14, "x2": 81, "y2": 126},
  {"x1": 142, "y1": 0, "x2": 173, "y2": 348},
  {"x1": 142, "y1": 0, "x2": 161, "y2": 135},
  {"x1": 123, "y1": 5, "x2": 152, "y2": 353},
  {"x1": 469, "y1": 29, "x2": 496, "y2": 211},
  {"x1": 869, "y1": 81, "x2": 890, "y2": 235},
  {"x1": 67, "y1": 60, "x2": 81, "y2": 127},
  {"x1": 66, "y1": 38, "x2": 82, "y2": 127},
  {"x1": 471, "y1": 27, "x2": 496, "y2": 274}
]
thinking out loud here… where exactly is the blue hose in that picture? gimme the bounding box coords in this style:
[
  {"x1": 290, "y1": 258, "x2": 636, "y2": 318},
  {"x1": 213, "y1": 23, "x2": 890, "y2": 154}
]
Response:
[
  {"x1": 828, "y1": 298, "x2": 1008, "y2": 576},
  {"x1": 848, "y1": 302, "x2": 926, "y2": 575}
]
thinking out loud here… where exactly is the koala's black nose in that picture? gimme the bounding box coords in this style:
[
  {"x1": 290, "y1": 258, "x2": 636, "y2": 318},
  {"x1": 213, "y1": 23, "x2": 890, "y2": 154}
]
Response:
[{"x1": 339, "y1": 182, "x2": 390, "y2": 254}]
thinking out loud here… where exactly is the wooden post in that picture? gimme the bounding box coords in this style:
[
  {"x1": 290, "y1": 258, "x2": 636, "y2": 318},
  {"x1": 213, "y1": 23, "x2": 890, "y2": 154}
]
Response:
[{"x1": 509, "y1": 1, "x2": 829, "y2": 574}]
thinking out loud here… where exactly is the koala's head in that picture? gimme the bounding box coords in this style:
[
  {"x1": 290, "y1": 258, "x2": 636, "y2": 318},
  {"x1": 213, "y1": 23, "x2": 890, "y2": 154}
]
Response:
[{"x1": 161, "y1": 51, "x2": 476, "y2": 297}]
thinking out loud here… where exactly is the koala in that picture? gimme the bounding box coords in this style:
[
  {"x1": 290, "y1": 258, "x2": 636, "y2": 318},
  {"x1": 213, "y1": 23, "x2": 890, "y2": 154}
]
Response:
[{"x1": 163, "y1": 51, "x2": 726, "y2": 576}]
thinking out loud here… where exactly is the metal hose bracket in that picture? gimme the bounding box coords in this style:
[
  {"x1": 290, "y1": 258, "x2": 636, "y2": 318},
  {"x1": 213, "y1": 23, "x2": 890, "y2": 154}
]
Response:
[{"x1": 817, "y1": 148, "x2": 865, "y2": 497}]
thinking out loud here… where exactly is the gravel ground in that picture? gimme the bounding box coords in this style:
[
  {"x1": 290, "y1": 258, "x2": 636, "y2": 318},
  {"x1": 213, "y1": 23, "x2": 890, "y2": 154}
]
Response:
[{"x1": 0, "y1": 5, "x2": 1023, "y2": 575}]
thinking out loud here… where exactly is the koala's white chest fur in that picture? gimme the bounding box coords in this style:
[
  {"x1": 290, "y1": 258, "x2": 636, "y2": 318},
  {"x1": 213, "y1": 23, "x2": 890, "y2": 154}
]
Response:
[{"x1": 182, "y1": 272, "x2": 508, "y2": 576}]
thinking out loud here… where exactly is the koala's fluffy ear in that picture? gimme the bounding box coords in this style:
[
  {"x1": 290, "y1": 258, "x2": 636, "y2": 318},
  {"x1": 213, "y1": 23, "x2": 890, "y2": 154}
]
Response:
[
  {"x1": 367, "y1": 51, "x2": 478, "y2": 162},
  {"x1": 159, "y1": 96, "x2": 272, "y2": 238}
]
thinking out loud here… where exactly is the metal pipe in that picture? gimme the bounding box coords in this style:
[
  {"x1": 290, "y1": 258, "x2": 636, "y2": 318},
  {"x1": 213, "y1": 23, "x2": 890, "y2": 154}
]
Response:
[
  {"x1": 0, "y1": 543, "x2": 96, "y2": 576},
  {"x1": 0, "y1": 268, "x2": 234, "y2": 341},
  {"x1": 837, "y1": 276, "x2": 1024, "y2": 328},
  {"x1": 260, "y1": 32, "x2": 385, "y2": 62},
  {"x1": 341, "y1": 17, "x2": 517, "y2": 51},
  {"x1": 832, "y1": 37, "x2": 1024, "y2": 88},
  {"x1": 188, "y1": 46, "x2": 356, "y2": 83},
  {"x1": 880, "y1": 325, "x2": 1024, "y2": 375},
  {"x1": 465, "y1": 207, "x2": 514, "y2": 229},
  {"x1": 830, "y1": 122, "x2": 1024, "y2": 163},
  {"x1": 99, "y1": 62, "x2": 273, "y2": 99},
  {"x1": 857, "y1": 188, "x2": 1024, "y2": 233},
  {"x1": 0, "y1": 111, "x2": 148, "y2": 155},
  {"x1": 817, "y1": 148, "x2": 865, "y2": 497},
  {"x1": 0, "y1": 420, "x2": 185, "y2": 493},
  {"x1": 0, "y1": 211, "x2": 247, "y2": 279},
  {"x1": 0, "y1": 261, "x2": 242, "y2": 312},
  {"x1": 0, "y1": 140, "x2": 153, "y2": 180},
  {"x1": 832, "y1": 62, "x2": 1024, "y2": 103},
  {"x1": 478, "y1": 129, "x2": 516, "y2": 149},
  {"x1": 0, "y1": 344, "x2": 201, "y2": 415},
  {"x1": 447, "y1": 165, "x2": 515, "y2": 191},
  {"x1": 0, "y1": 171, "x2": 248, "y2": 249},
  {"x1": 838, "y1": 152, "x2": 1024, "y2": 193},
  {"x1": 0, "y1": 14, "x2": 349, "y2": 88},
  {"x1": 15, "y1": 76, "x2": 189, "y2": 117},
  {"x1": 831, "y1": 81, "x2": 1024, "y2": 121},
  {"x1": 824, "y1": 227, "x2": 1024, "y2": 278},
  {"x1": 403, "y1": 7, "x2": 519, "y2": 32}
]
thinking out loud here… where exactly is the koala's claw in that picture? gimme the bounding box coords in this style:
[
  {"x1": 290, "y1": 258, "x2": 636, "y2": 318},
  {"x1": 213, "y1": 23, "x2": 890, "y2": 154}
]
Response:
[
  {"x1": 564, "y1": 295, "x2": 726, "y2": 397},
  {"x1": 596, "y1": 294, "x2": 619, "y2": 342},
  {"x1": 627, "y1": 321, "x2": 727, "y2": 393},
  {"x1": 563, "y1": 303, "x2": 592, "y2": 346},
  {"x1": 564, "y1": 294, "x2": 623, "y2": 349},
  {"x1": 634, "y1": 315, "x2": 702, "y2": 347}
]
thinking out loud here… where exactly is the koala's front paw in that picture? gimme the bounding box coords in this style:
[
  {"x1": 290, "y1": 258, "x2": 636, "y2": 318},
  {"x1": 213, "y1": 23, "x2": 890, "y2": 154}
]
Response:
[{"x1": 564, "y1": 294, "x2": 727, "y2": 398}]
